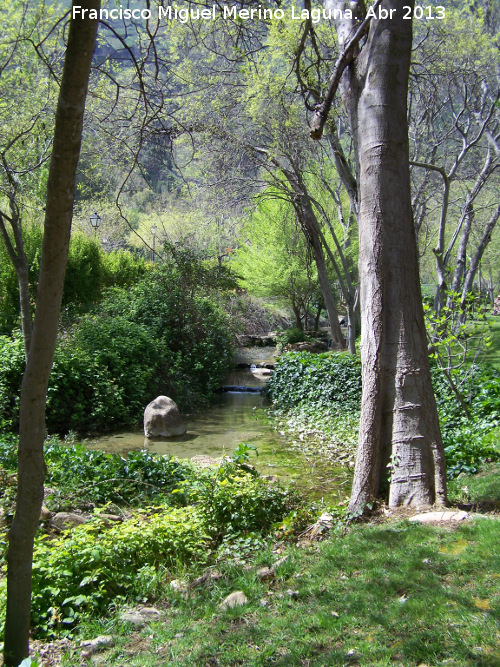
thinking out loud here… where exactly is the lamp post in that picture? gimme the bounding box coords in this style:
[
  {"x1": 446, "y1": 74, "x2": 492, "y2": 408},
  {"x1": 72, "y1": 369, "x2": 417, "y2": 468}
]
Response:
[
  {"x1": 151, "y1": 224, "x2": 158, "y2": 262},
  {"x1": 90, "y1": 211, "x2": 101, "y2": 234}
]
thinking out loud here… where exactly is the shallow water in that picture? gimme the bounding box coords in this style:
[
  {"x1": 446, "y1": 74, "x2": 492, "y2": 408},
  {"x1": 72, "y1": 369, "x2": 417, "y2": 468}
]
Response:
[
  {"x1": 85, "y1": 362, "x2": 351, "y2": 504},
  {"x1": 86, "y1": 391, "x2": 270, "y2": 460}
]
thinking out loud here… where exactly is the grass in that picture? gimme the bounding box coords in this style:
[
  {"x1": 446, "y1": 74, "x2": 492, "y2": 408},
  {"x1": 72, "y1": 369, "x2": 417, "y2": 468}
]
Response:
[{"x1": 39, "y1": 467, "x2": 500, "y2": 667}]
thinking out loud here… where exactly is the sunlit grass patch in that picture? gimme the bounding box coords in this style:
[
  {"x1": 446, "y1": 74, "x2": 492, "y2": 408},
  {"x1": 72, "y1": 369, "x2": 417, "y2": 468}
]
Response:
[{"x1": 69, "y1": 514, "x2": 500, "y2": 667}]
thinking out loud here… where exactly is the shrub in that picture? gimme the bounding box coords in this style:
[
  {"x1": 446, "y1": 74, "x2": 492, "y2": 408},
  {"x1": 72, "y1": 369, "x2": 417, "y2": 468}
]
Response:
[
  {"x1": 275, "y1": 327, "x2": 311, "y2": 353},
  {"x1": 267, "y1": 351, "x2": 362, "y2": 409},
  {"x1": 0, "y1": 263, "x2": 234, "y2": 433},
  {"x1": 30, "y1": 507, "x2": 211, "y2": 635},
  {"x1": 0, "y1": 333, "x2": 24, "y2": 427},
  {"x1": 174, "y1": 460, "x2": 294, "y2": 538},
  {"x1": 98, "y1": 265, "x2": 234, "y2": 408},
  {"x1": 44, "y1": 316, "x2": 159, "y2": 433},
  {"x1": 43, "y1": 442, "x2": 192, "y2": 508}
]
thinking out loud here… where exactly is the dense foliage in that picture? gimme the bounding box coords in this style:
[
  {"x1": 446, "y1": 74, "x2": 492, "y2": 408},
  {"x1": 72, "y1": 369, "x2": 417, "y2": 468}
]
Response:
[
  {"x1": 0, "y1": 258, "x2": 234, "y2": 434},
  {"x1": 268, "y1": 352, "x2": 500, "y2": 478},
  {"x1": 0, "y1": 226, "x2": 147, "y2": 335},
  {"x1": 0, "y1": 437, "x2": 295, "y2": 637},
  {"x1": 267, "y1": 352, "x2": 362, "y2": 409}
]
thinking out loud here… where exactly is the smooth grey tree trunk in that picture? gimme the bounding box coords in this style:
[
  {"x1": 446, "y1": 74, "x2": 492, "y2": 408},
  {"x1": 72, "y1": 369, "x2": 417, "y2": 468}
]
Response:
[
  {"x1": 3, "y1": 3, "x2": 99, "y2": 664},
  {"x1": 327, "y1": 0, "x2": 447, "y2": 512}
]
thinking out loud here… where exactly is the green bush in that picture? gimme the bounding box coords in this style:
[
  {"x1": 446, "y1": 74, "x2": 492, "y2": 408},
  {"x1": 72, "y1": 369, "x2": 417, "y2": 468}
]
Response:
[
  {"x1": 98, "y1": 265, "x2": 234, "y2": 408},
  {"x1": 175, "y1": 462, "x2": 293, "y2": 537},
  {"x1": 0, "y1": 226, "x2": 147, "y2": 335},
  {"x1": 0, "y1": 334, "x2": 24, "y2": 427},
  {"x1": 430, "y1": 364, "x2": 500, "y2": 477},
  {"x1": 44, "y1": 316, "x2": 158, "y2": 433},
  {"x1": 276, "y1": 327, "x2": 311, "y2": 348},
  {"x1": 43, "y1": 442, "x2": 192, "y2": 508},
  {"x1": 0, "y1": 261, "x2": 234, "y2": 433},
  {"x1": 31, "y1": 507, "x2": 211, "y2": 635},
  {"x1": 267, "y1": 351, "x2": 362, "y2": 409}
]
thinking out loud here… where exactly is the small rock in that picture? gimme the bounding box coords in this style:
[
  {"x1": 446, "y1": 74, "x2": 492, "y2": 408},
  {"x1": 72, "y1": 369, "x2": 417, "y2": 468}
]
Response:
[
  {"x1": 286, "y1": 589, "x2": 299, "y2": 599},
  {"x1": 190, "y1": 455, "x2": 219, "y2": 467},
  {"x1": 40, "y1": 506, "x2": 52, "y2": 521},
  {"x1": 120, "y1": 606, "x2": 162, "y2": 627},
  {"x1": 174, "y1": 633, "x2": 184, "y2": 639},
  {"x1": 80, "y1": 634, "x2": 113, "y2": 660},
  {"x1": 409, "y1": 511, "x2": 468, "y2": 525},
  {"x1": 51, "y1": 512, "x2": 87, "y2": 531},
  {"x1": 170, "y1": 579, "x2": 187, "y2": 592},
  {"x1": 219, "y1": 591, "x2": 248, "y2": 610},
  {"x1": 257, "y1": 567, "x2": 274, "y2": 581}
]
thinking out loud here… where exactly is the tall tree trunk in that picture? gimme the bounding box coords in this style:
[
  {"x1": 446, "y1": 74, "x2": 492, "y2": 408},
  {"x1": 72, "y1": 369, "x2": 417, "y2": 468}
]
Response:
[
  {"x1": 459, "y1": 203, "x2": 500, "y2": 325},
  {"x1": 448, "y1": 204, "x2": 474, "y2": 304},
  {"x1": 326, "y1": 0, "x2": 447, "y2": 512},
  {"x1": 283, "y1": 167, "x2": 346, "y2": 348},
  {"x1": 3, "y1": 3, "x2": 99, "y2": 665},
  {"x1": 302, "y1": 204, "x2": 346, "y2": 348},
  {"x1": 0, "y1": 205, "x2": 32, "y2": 359}
]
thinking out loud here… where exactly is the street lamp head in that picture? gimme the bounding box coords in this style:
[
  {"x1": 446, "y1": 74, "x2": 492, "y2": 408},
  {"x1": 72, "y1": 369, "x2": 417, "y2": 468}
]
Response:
[{"x1": 90, "y1": 212, "x2": 101, "y2": 229}]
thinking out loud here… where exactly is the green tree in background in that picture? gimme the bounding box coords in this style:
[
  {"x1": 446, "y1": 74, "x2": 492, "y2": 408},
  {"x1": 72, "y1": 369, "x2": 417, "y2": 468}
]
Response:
[{"x1": 232, "y1": 197, "x2": 321, "y2": 330}]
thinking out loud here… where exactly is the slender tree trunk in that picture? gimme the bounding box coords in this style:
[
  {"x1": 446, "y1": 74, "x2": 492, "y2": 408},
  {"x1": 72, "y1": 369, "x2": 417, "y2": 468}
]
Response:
[
  {"x1": 449, "y1": 204, "x2": 474, "y2": 304},
  {"x1": 346, "y1": 300, "x2": 356, "y2": 354},
  {"x1": 327, "y1": 0, "x2": 447, "y2": 512},
  {"x1": 3, "y1": 4, "x2": 99, "y2": 665},
  {"x1": 314, "y1": 302, "x2": 323, "y2": 330},
  {"x1": 308, "y1": 226, "x2": 345, "y2": 348},
  {"x1": 292, "y1": 301, "x2": 303, "y2": 330},
  {"x1": 459, "y1": 203, "x2": 500, "y2": 325},
  {"x1": 0, "y1": 208, "x2": 32, "y2": 359},
  {"x1": 282, "y1": 168, "x2": 346, "y2": 348}
]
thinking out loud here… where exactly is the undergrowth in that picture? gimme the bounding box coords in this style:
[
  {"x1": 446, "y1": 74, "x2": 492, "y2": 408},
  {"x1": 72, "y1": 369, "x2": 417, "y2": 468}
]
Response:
[
  {"x1": 268, "y1": 352, "x2": 500, "y2": 478},
  {"x1": 0, "y1": 442, "x2": 298, "y2": 639}
]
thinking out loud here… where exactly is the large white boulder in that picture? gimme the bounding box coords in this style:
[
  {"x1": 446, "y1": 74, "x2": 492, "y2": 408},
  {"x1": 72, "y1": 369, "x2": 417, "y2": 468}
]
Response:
[{"x1": 144, "y1": 395, "x2": 186, "y2": 438}]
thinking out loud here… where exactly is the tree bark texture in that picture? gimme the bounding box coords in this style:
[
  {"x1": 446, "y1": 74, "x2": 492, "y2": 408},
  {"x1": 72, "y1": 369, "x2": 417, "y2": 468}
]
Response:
[
  {"x1": 327, "y1": 0, "x2": 447, "y2": 512},
  {"x1": 3, "y1": 3, "x2": 99, "y2": 665}
]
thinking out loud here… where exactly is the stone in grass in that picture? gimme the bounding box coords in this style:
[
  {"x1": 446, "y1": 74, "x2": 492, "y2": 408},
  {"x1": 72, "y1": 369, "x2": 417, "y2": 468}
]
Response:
[
  {"x1": 120, "y1": 606, "x2": 162, "y2": 627},
  {"x1": 409, "y1": 511, "x2": 468, "y2": 525},
  {"x1": 257, "y1": 567, "x2": 275, "y2": 581},
  {"x1": 219, "y1": 591, "x2": 248, "y2": 610},
  {"x1": 80, "y1": 634, "x2": 114, "y2": 660},
  {"x1": 190, "y1": 455, "x2": 219, "y2": 467}
]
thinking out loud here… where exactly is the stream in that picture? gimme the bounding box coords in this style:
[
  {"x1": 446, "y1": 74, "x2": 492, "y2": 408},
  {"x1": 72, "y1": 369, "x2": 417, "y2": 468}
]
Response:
[{"x1": 85, "y1": 350, "x2": 351, "y2": 504}]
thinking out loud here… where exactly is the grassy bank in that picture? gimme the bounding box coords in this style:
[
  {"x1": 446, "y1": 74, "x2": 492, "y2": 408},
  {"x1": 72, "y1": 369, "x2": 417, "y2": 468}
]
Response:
[{"x1": 11, "y1": 465, "x2": 499, "y2": 667}]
